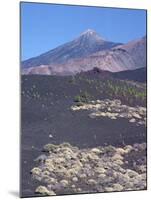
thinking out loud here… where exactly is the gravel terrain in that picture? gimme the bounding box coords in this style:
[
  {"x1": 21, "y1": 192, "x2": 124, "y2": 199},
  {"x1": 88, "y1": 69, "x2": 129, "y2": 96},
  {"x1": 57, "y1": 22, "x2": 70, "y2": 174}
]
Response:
[{"x1": 21, "y1": 75, "x2": 147, "y2": 197}]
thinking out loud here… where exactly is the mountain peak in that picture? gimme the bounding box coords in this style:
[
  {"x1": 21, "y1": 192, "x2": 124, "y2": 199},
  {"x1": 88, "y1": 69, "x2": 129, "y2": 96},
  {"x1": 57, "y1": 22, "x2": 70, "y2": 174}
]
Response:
[
  {"x1": 80, "y1": 29, "x2": 97, "y2": 35},
  {"x1": 79, "y1": 29, "x2": 105, "y2": 41},
  {"x1": 22, "y1": 29, "x2": 122, "y2": 69}
]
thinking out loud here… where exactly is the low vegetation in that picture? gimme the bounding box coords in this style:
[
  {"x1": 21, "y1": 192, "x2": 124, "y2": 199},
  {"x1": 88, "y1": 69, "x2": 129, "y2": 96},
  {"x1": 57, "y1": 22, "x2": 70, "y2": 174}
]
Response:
[
  {"x1": 104, "y1": 79, "x2": 146, "y2": 106},
  {"x1": 74, "y1": 91, "x2": 91, "y2": 103},
  {"x1": 73, "y1": 77, "x2": 146, "y2": 106},
  {"x1": 22, "y1": 75, "x2": 146, "y2": 107},
  {"x1": 31, "y1": 142, "x2": 146, "y2": 196}
]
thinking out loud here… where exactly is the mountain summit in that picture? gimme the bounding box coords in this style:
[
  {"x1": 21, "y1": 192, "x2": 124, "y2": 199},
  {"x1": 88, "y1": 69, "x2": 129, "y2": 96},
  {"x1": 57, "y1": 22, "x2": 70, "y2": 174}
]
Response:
[
  {"x1": 22, "y1": 29, "x2": 121, "y2": 69},
  {"x1": 79, "y1": 29, "x2": 105, "y2": 41},
  {"x1": 22, "y1": 30, "x2": 146, "y2": 76}
]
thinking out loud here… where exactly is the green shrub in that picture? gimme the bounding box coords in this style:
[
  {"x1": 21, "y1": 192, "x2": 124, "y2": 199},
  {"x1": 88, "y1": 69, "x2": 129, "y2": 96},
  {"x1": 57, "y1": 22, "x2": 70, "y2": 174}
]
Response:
[
  {"x1": 74, "y1": 95, "x2": 82, "y2": 102},
  {"x1": 74, "y1": 91, "x2": 91, "y2": 103}
]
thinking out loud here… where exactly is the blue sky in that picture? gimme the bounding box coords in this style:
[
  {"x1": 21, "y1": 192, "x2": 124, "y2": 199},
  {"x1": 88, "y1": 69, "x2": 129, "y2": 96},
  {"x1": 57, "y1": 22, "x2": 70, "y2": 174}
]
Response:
[{"x1": 21, "y1": 2, "x2": 146, "y2": 61}]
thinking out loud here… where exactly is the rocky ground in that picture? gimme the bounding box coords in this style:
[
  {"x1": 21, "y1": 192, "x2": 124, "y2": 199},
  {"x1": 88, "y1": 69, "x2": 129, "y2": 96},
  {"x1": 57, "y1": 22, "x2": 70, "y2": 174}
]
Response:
[
  {"x1": 21, "y1": 75, "x2": 147, "y2": 197},
  {"x1": 31, "y1": 142, "x2": 146, "y2": 196},
  {"x1": 71, "y1": 99, "x2": 146, "y2": 126},
  {"x1": 30, "y1": 99, "x2": 147, "y2": 196}
]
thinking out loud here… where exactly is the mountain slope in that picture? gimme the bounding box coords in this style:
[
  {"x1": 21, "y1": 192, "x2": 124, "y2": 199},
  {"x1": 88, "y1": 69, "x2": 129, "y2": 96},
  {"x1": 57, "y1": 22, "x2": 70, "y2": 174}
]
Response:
[
  {"x1": 67, "y1": 36, "x2": 146, "y2": 73},
  {"x1": 80, "y1": 67, "x2": 147, "y2": 83},
  {"x1": 22, "y1": 30, "x2": 146, "y2": 75},
  {"x1": 113, "y1": 67, "x2": 147, "y2": 82},
  {"x1": 113, "y1": 36, "x2": 147, "y2": 69},
  {"x1": 22, "y1": 29, "x2": 121, "y2": 69}
]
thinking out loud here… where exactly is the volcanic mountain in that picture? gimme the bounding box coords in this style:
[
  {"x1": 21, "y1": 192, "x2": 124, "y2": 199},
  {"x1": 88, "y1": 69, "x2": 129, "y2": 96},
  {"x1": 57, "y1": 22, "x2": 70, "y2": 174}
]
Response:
[
  {"x1": 22, "y1": 29, "x2": 120, "y2": 69},
  {"x1": 22, "y1": 29, "x2": 146, "y2": 75}
]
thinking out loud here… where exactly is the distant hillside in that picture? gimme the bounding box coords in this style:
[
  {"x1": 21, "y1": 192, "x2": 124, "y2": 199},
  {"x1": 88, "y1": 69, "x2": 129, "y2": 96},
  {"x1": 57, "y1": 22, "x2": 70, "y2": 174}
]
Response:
[
  {"x1": 22, "y1": 29, "x2": 120, "y2": 69},
  {"x1": 79, "y1": 67, "x2": 147, "y2": 83},
  {"x1": 22, "y1": 29, "x2": 146, "y2": 75},
  {"x1": 113, "y1": 67, "x2": 147, "y2": 83}
]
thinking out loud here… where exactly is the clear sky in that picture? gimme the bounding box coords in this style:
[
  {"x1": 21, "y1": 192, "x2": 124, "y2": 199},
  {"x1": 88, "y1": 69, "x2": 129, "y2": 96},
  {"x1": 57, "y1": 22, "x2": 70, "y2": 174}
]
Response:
[{"x1": 21, "y1": 2, "x2": 146, "y2": 61}]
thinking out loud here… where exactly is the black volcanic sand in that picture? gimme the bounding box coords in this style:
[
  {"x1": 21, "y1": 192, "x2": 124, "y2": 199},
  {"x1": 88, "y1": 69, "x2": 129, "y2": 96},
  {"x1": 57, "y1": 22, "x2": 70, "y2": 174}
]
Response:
[{"x1": 21, "y1": 75, "x2": 146, "y2": 197}]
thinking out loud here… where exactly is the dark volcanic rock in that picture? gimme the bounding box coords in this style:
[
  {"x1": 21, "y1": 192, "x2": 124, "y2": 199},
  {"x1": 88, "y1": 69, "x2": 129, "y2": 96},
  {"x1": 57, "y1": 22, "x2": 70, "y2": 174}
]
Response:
[
  {"x1": 113, "y1": 67, "x2": 147, "y2": 83},
  {"x1": 80, "y1": 67, "x2": 147, "y2": 83},
  {"x1": 21, "y1": 74, "x2": 146, "y2": 197}
]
